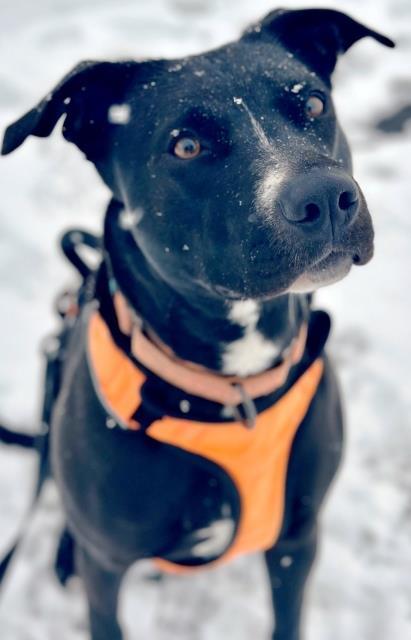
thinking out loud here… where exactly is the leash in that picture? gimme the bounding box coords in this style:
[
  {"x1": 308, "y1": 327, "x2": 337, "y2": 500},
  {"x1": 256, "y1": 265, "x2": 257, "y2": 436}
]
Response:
[
  {"x1": 0, "y1": 341, "x2": 56, "y2": 584},
  {"x1": 0, "y1": 424, "x2": 37, "y2": 449},
  {"x1": 0, "y1": 229, "x2": 100, "y2": 588}
]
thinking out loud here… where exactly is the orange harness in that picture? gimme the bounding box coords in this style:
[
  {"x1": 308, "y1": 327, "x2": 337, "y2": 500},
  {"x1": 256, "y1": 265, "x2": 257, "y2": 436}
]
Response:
[{"x1": 87, "y1": 307, "x2": 324, "y2": 573}]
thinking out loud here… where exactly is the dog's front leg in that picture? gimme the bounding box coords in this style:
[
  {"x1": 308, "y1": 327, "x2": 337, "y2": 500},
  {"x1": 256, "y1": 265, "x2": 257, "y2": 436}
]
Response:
[
  {"x1": 264, "y1": 526, "x2": 318, "y2": 640},
  {"x1": 76, "y1": 545, "x2": 126, "y2": 640}
]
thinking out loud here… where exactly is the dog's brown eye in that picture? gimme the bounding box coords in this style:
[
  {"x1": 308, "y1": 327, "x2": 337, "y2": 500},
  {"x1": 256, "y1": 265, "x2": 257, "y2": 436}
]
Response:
[
  {"x1": 305, "y1": 95, "x2": 325, "y2": 118},
  {"x1": 173, "y1": 137, "x2": 201, "y2": 159}
]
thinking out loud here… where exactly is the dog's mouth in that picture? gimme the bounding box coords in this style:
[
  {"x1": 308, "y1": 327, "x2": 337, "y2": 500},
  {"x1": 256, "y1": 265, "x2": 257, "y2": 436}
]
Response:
[
  {"x1": 288, "y1": 225, "x2": 374, "y2": 292},
  {"x1": 289, "y1": 250, "x2": 356, "y2": 293},
  {"x1": 239, "y1": 202, "x2": 375, "y2": 297},
  {"x1": 208, "y1": 241, "x2": 372, "y2": 300}
]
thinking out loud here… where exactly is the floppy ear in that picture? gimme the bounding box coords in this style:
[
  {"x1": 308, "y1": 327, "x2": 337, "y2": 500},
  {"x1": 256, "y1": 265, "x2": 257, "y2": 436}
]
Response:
[
  {"x1": 1, "y1": 60, "x2": 138, "y2": 160},
  {"x1": 244, "y1": 8, "x2": 394, "y2": 81}
]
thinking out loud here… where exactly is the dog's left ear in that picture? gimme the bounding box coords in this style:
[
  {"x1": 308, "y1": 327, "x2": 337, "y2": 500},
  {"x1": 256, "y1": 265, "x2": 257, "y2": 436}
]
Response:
[
  {"x1": 1, "y1": 60, "x2": 138, "y2": 160},
  {"x1": 244, "y1": 8, "x2": 394, "y2": 81}
]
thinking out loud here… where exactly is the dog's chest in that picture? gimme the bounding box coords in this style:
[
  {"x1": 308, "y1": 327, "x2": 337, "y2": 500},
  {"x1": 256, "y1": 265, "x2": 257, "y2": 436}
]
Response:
[{"x1": 82, "y1": 307, "x2": 324, "y2": 571}]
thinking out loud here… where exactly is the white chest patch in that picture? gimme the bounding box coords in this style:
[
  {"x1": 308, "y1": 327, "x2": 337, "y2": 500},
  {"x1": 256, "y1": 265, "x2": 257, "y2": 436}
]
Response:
[{"x1": 222, "y1": 300, "x2": 281, "y2": 376}]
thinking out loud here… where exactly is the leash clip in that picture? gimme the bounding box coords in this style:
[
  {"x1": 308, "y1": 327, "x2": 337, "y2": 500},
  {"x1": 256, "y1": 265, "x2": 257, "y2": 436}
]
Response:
[{"x1": 232, "y1": 383, "x2": 257, "y2": 429}]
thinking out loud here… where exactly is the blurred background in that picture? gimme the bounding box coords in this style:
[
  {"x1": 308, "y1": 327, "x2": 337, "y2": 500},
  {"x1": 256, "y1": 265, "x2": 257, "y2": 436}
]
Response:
[{"x1": 0, "y1": 0, "x2": 410, "y2": 638}]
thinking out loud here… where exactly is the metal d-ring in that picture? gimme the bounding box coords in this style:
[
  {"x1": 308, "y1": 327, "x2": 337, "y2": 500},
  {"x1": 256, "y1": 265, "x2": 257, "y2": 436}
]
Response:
[{"x1": 231, "y1": 383, "x2": 257, "y2": 429}]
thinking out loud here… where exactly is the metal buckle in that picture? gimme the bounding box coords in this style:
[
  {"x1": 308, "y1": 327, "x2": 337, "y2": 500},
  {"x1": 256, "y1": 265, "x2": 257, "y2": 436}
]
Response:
[{"x1": 231, "y1": 383, "x2": 257, "y2": 429}]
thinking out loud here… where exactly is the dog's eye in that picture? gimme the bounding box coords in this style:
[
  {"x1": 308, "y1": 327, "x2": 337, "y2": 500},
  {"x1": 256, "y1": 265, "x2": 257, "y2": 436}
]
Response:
[
  {"x1": 305, "y1": 95, "x2": 325, "y2": 118},
  {"x1": 173, "y1": 137, "x2": 201, "y2": 159}
]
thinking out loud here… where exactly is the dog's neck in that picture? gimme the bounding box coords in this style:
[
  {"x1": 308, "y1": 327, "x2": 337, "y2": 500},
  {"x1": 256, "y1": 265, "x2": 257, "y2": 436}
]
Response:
[{"x1": 104, "y1": 202, "x2": 309, "y2": 376}]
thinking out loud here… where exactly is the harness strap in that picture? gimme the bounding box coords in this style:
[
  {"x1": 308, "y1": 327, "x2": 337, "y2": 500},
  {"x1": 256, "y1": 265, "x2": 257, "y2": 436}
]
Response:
[{"x1": 150, "y1": 357, "x2": 325, "y2": 573}]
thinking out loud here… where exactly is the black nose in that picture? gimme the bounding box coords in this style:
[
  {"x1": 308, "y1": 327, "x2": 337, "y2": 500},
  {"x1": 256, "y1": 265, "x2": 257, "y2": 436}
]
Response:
[{"x1": 279, "y1": 172, "x2": 360, "y2": 230}]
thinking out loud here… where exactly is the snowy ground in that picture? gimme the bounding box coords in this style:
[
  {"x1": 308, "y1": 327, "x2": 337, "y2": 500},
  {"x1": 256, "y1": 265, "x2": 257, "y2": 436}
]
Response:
[{"x1": 0, "y1": 0, "x2": 410, "y2": 638}]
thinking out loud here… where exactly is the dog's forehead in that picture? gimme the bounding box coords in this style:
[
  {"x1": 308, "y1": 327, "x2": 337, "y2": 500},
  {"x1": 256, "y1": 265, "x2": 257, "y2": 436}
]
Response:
[
  {"x1": 158, "y1": 41, "x2": 327, "y2": 103},
  {"x1": 129, "y1": 41, "x2": 327, "y2": 123}
]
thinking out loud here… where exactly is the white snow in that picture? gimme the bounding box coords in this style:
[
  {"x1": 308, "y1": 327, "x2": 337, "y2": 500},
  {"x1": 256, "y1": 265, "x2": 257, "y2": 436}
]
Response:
[
  {"x1": 118, "y1": 207, "x2": 144, "y2": 230},
  {"x1": 291, "y1": 82, "x2": 304, "y2": 93},
  {"x1": 1, "y1": 1, "x2": 410, "y2": 639},
  {"x1": 179, "y1": 399, "x2": 191, "y2": 414},
  {"x1": 107, "y1": 103, "x2": 131, "y2": 125}
]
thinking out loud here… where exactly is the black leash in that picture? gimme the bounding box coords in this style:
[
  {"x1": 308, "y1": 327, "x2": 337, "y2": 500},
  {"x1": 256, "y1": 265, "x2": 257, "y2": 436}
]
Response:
[
  {"x1": 0, "y1": 228, "x2": 101, "y2": 588},
  {"x1": 0, "y1": 336, "x2": 59, "y2": 585},
  {"x1": 0, "y1": 425, "x2": 37, "y2": 449}
]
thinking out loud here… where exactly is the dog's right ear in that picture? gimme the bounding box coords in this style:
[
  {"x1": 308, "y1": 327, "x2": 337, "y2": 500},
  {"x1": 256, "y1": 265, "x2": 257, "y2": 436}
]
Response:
[
  {"x1": 243, "y1": 8, "x2": 394, "y2": 83},
  {"x1": 1, "y1": 60, "x2": 138, "y2": 161}
]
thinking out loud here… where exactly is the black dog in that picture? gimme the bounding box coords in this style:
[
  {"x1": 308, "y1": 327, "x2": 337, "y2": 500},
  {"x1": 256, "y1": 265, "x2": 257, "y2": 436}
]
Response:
[{"x1": 2, "y1": 8, "x2": 393, "y2": 640}]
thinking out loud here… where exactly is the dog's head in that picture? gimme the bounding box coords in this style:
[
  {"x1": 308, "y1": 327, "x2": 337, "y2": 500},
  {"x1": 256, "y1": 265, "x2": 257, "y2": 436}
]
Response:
[{"x1": 2, "y1": 8, "x2": 394, "y2": 301}]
